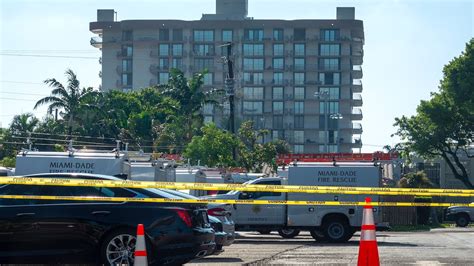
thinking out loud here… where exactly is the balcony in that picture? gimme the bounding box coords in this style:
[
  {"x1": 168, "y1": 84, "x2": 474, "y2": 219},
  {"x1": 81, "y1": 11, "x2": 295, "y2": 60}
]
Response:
[
  {"x1": 352, "y1": 79, "x2": 363, "y2": 93},
  {"x1": 352, "y1": 138, "x2": 362, "y2": 148},
  {"x1": 352, "y1": 93, "x2": 363, "y2": 107},
  {"x1": 351, "y1": 49, "x2": 364, "y2": 65},
  {"x1": 353, "y1": 122, "x2": 363, "y2": 134},
  {"x1": 351, "y1": 108, "x2": 363, "y2": 120},
  {"x1": 90, "y1": 37, "x2": 103, "y2": 48},
  {"x1": 352, "y1": 65, "x2": 363, "y2": 79},
  {"x1": 149, "y1": 64, "x2": 169, "y2": 74}
]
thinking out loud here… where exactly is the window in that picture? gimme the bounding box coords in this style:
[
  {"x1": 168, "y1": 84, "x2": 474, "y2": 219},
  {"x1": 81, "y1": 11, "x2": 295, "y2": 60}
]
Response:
[
  {"x1": 294, "y1": 58, "x2": 305, "y2": 71},
  {"x1": 320, "y1": 44, "x2": 340, "y2": 56},
  {"x1": 273, "y1": 116, "x2": 283, "y2": 129},
  {"x1": 294, "y1": 44, "x2": 305, "y2": 56},
  {"x1": 193, "y1": 30, "x2": 214, "y2": 41},
  {"x1": 273, "y1": 44, "x2": 284, "y2": 56},
  {"x1": 319, "y1": 87, "x2": 340, "y2": 100},
  {"x1": 273, "y1": 72, "x2": 283, "y2": 85},
  {"x1": 319, "y1": 101, "x2": 339, "y2": 114},
  {"x1": 222, "y1": 30, "x2": 233, "y2": 42},
  {"x1": 294, "y1": 72, "x2": 305, "y2": 85},
  {"x1": 122, "y1": 59, "x2": 132, "y2": 72},
  {"x1": 319, "y1": 58, "x2": 340, "y2": 71},
  {"x1": 294, "y1": 87, "x2": 305, "y2": 100},
  {"x1": 243, "y1": 101, "x2": 263, "y2": 114},
  {"x1": 273, "y1": 101, "x2": 283, "y2": 114},
  {"x1": 272, "y1": 130, "x2": 283, "y2": 140},
  {"x1": 243, "y1": 180, "x2": 282, "y2": 198},
  {"x1": 328, "y1": 130, "x2": 339, "y2": 144},
  {"x1": 294, "y1": 101, "x2": 304, "y2": 114},
  {"x1": 273, "y1": 87, "x2": 283, "y2": 100},
  {"x1": 294, "y1": 115, "x2": 304, "y2": 129},
  {"x1": 159, "y1": 44, "x2": 169, "y2": 56},
  {"x1": 294, "y1": 145, "x2": 304, "y2": 154},
  {"x1": 172, "y1": 29, "x2": 183, "y2": 41},
  {"x1": 172, "y1": 58, "x2": 182, "y2": 69},
  {"x1": 294, "y1": 28, "x2": 306, "y2": 41},
  {"x1": 319, "y1": 72, "x2": 340, "y2": 85},
  {"x1": 122, "y1": 30, "x2": 133, "y2": 41},
  {"x1": 159, "y1": 72, "x2": 169, "y2": 84},
  {"x1": 0, "y1": 185, "x2": 43, "y2": 205},
  {"x1": 203, "y1": 73, "x2": 213, "y2": 85},
  {"x1": 243, "y1": 58, "x2": 264, "y2": 70},
  {"x1": 243, "y1": 87, "x2": 264, "y2": 99},
  {"x1": 172, "y1": 44, "x2": 183, "y2": 56},
  {"x1": 243, "y1": 72, "x2": 263, "y2": 84},
  {"x1": 321, "y1": 29, "x2": 340, "y2": 41},
  {"x1": 159, "y1": 58, "x2": 169, "y2": 69},
  {"x1": 273, "y1": 58, "x2": 284, "y2": 70},
  {"x1": 194, "y1": 44, "x2": 214, "y2": 56},
  {"x1": 294, "y1": 131, "x2": 304, "y2": 143},
  {"x1": 319, "y1": 115, "x2": 339, "y2": 130},
  {"x1": 243, "y1": 44, "x2": 264, "y2": 56},
  {"x1": 328, "y1": 145, "x2": 338, "y2": 153},
  {"x1": 121, "y1": 45, "x2": 133, "y2": 57},
  {"x1": 194, "y1": 58, "x2": 213, "y2": 71},
  {"x1": 273, "y1": 29, "x2": 284, "y2": 41},
  {"x1": 159, "y1": 29, "x2": 169, "y2": 41},
  {"x1": 244, "y1": 29, "x2": 264, "y2": 41},
  {"x1": 122, "y1": 73, "x2": 132, "y2": 86}
]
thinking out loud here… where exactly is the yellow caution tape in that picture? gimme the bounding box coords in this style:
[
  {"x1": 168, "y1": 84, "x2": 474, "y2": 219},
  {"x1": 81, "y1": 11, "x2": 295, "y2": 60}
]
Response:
[
  {"x1": 2, "y1": 176, "x2": 474, "y2": 197},
  {"x1": 0, "y1": 194, "x2": 473, "y2": 207}
]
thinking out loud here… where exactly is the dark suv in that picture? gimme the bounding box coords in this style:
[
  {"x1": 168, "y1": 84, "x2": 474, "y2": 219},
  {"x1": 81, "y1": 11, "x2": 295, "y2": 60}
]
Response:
[{"x1": 0, "y1": 173, "x2": 215, "y2": 265}]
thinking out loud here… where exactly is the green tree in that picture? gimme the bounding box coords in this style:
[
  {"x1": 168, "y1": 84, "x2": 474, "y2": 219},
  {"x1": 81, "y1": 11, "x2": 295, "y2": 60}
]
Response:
[
  {"x1": 184, "y1": 123, "x2": 238, "y2": 167},
  {"x1": 34, "y1": 69, "x2": 100, "y2": 138},
  {"x1": 9, "y1": 113, "x2": 39, "y2": 135},
  {"x1": 237, "y1": 121, "x2": 289, "y2": 172},
  {"x1": 398, "y1": 171, "x2": 433, "y2": 188},
  {"x1": 394, "y1": 39, "x2": 474, "y2": 188},
  {"x1": 158, "y1": 69, "x2": 222, "y2": 144}
]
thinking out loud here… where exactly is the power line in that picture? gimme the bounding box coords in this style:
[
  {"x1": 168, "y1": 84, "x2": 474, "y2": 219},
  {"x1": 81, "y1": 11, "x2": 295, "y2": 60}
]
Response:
[
  {"x1": 0, "y1": 54, "x2": 98, "y2": 59},
  {"x1": 0, "y1": 80, "x2": 44, "y2": 85},
  {"x1": 1, "y1": 91, "x2": 48, "y2": 97},
  {"x1": 0, "y1": 97, "x2": 37, "y2": 102}
]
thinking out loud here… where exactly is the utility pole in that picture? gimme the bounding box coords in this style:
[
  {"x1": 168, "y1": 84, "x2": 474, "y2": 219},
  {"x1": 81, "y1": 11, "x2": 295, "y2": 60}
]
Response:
[{"x1": 222, "y1": 42, "x2": 236, "y2": 160}]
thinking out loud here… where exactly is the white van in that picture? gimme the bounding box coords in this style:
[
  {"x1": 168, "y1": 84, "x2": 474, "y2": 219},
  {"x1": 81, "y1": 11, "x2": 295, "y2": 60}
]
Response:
[{"x1": 209, "y1": 162, "x2": 388, "y2": 242}]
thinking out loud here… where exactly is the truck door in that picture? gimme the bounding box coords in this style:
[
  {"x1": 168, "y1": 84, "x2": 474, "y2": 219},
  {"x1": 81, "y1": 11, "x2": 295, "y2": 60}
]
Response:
[{"x1": 234, "y1": 180, "x2": 286, "y2": 225}]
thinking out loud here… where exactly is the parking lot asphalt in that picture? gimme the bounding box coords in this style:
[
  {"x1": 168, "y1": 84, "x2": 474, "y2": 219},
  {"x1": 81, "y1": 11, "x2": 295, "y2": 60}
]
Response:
[{"x1": 188, "y1": 228, "x2": 474, "y2": 265}]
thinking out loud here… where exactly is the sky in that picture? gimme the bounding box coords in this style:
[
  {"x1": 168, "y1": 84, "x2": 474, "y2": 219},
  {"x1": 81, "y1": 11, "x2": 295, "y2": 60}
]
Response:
[{"x1": 0, "y1": 0, "x2": 473, "y2": 152}]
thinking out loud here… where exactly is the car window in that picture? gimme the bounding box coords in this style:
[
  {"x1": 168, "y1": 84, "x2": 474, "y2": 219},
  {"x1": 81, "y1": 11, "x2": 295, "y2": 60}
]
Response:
[
  {"x1": 34, "y1": 186, "x2": 139, "y2": 205},
  {"x1": 247, "y1": 180, "x2": 282, "y2": 199},
  {"x1": 0, "y1": 184, "x2": 43, "y2": 206}
]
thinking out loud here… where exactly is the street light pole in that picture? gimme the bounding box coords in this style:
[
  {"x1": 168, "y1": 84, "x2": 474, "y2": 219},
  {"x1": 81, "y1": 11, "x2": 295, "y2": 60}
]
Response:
[
  {"x1": 222, "y1": 42, "x2": 236, "y2": 160},
  {"x1": 315, "y1": 91, "x2": 330, "y2": 153}
]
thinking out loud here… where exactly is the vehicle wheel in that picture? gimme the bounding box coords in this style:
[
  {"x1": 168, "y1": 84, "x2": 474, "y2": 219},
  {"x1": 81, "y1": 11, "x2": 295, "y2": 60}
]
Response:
[
  {"x1": 257, "y1": 229, "x2": 272, "y2": 234},
  {"x1": 100, "y1": 228, "x2": 138, "y2": 266},
  {"x1": 322, "y1": 219, "x2": 351, "y2": 243},
  {"x1": 277, "y1": 228, "x2": 300, "y2": 238},
  {"x1": 310, "y1": 230, "x2": 327, "y2": 242},
  {"x1": 455, "y1": 213, "x2": 470, "y2": 227}
]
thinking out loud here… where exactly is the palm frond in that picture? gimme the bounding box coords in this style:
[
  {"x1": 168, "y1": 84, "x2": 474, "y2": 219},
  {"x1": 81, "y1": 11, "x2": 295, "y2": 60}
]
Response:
[
  {"x1": 44, "y1": 78, "x2": 65, "y2": 90},
  {"x1": 34, "y1": 96, "x2": 64, "y2": 110},
  {"x1": 65, "y1": 69, "x2": 80, "y2": 93}
]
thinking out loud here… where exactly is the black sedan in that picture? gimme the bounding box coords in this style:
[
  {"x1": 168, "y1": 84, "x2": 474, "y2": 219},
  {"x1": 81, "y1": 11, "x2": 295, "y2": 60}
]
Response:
[{"x1": 0, "y1": 173, "x2": 215, "y2": 265}]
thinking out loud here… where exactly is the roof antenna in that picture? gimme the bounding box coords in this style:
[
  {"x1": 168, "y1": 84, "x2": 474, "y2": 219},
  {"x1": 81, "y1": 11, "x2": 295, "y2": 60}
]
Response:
[{"x1": 332, "y1": 156, "x2": 337, "y2": 167}]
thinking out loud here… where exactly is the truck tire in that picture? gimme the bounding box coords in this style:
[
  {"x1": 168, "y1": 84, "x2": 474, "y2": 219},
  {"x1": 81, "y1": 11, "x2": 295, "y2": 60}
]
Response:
[
  {"x1": 322, "y1": 218, "x2": 352, "y2": 243},
  {"x1": 257, "y1": 229, "x2": 272, "y2": 234},
  {"x1": 277, "y1": 229, "x2": 300, "y2": 238},
  {"x1": 455, "y1": 213, "x2": 470, "y2": 227},
  {"x1": 310, "y1": 230, "x2": 327, "y2": 242}
]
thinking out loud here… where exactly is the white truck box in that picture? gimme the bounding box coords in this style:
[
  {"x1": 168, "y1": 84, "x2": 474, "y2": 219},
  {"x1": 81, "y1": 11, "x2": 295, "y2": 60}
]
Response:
[
  {"x1": 208, "y1": 162, "x2": 386, "y2": 242},
  {"x1": 15, "y1": 151, "x2": 131, "y2": 178}
]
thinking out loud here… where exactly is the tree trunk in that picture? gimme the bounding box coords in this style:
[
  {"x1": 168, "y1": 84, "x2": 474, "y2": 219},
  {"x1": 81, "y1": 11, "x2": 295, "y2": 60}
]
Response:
[{"x1": 441, "y1": 153, "x2": 474, "y2": 189}]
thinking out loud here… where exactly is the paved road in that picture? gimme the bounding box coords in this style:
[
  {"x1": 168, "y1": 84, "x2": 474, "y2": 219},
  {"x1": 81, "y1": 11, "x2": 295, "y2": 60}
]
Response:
[{"x1": 189, "y1": 228, "x2": 474, "y2": 265}]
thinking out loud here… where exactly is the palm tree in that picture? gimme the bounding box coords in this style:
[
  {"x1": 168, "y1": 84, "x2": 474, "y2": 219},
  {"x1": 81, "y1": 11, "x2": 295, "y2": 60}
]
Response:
[
  {"x1": 9, "y1": 113, "x2": 39, "y2": 135},
  {"x1": 34, "y1": 69, "x2": 99, "y2": 138},
  {"x1": 158, "y1": 69, "x2": 222, "y2": 142}
]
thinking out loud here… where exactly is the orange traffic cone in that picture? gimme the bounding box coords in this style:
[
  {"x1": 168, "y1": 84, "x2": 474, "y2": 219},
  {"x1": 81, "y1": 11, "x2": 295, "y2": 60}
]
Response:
[
  {"x1": 357, "y1": 197, "x2": 380, "y2": 266},
  {"x1": 134, "y1": 224, "x2": 148, "y2": 266}
]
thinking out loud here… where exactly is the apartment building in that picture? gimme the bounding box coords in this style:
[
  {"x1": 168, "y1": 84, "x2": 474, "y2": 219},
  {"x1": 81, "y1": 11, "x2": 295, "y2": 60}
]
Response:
[{"x1": 90, "y1": 0, "x2": 364, "y2": 153}]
